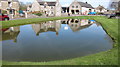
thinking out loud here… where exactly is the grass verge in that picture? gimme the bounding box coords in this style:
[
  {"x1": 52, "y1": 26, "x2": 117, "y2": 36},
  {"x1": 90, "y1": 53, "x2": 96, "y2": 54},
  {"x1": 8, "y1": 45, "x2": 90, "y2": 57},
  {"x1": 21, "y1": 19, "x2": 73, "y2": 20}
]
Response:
[{"x1": 1, "y1": 16, "x2": 118, "y2": 65}]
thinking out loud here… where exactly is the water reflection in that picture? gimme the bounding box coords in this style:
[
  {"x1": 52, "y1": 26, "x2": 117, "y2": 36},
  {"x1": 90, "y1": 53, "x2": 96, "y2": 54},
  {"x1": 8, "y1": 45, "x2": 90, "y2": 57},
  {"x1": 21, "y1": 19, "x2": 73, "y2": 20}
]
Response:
[
  {"x1": 31, "y1": 19, "x2": 95, "y2": 36},
  {"x1": 62, "y1": 19, "x2": 95, "y2": 32},
  {"x1": 2, "y1": 19, "x2": 113, "y2": 62},
  {"x1": 2, "y1": 19, "x2": 95, "y2": 39},
  {"x1": 32, "y1": 20, "x2": 61, "y2": 36},
  {"x1": 1, "y1": 27, "x2": 20, "y2": 43}
]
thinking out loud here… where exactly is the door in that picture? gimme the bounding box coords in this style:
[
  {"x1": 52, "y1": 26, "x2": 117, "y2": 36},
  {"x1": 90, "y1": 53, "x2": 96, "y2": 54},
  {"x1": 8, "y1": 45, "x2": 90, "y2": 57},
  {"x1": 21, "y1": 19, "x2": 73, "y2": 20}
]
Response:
[{"x1": 0, "y1": 13, "x2": 3, "y2": 21}]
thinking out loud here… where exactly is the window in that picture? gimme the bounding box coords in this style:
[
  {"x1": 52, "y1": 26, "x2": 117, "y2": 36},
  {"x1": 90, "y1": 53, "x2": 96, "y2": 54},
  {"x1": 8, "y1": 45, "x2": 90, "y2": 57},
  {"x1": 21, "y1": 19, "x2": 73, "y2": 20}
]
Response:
[
  {"x1": 44, "y1": 5, "x2": 46, "y2": 8},
  {"x1": 89, "y1": 9, "x2": 92, "y2": 12},
  {"x1": 45, "y1": 11, "x2": 47, "y2": 14},
  {"x1": 51, "y1": 7, "x2": 53, "y2": 9},
  {"x1": 72, "y1": 6, "x2": 74, "y2": 8},
  {"x1": 8, "y1": 2, "x2": 12, "y2": 7},
  {"x1": 0, "y1": 9, "x2": 1, "y2": 14},
  {"x1": 76, "y1": 6, "x2": 78, "y2": 8},
  {"x1": 51, "y1": 12, "x2": 54, "y2": 14},
  {"x1": 0, "y1": 3, "x2": 1, "y2": 6},
  {"x1": 44, "y1": 4, "x2": 47, "y2": 8},
  {"x1": 10, "y1": 10, "x2": 13, "y2": 14}
]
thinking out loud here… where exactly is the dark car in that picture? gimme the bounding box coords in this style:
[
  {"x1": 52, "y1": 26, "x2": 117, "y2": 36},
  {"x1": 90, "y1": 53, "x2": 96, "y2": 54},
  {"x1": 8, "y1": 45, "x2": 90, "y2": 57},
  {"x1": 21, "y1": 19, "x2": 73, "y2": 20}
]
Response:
[
  {"x1": 107, "y1": 12, "x2": 120, "y2": 18},
  {"x1": 0, "y1": 13, "x2": 9, "y2": 21}
]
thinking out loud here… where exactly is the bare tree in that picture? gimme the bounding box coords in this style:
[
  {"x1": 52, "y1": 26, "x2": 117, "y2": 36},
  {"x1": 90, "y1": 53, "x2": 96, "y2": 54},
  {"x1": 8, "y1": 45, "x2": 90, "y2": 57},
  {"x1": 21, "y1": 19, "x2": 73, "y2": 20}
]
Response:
[
  {"x1": 110, "y1": 0, "x2": 120, "y2": 11},
  {"x1": 118, "y1": 1, "x2": 120, "y2": 11},
  {"x1": 19, "y1": 2, "x2": 27, "y2": 11}
]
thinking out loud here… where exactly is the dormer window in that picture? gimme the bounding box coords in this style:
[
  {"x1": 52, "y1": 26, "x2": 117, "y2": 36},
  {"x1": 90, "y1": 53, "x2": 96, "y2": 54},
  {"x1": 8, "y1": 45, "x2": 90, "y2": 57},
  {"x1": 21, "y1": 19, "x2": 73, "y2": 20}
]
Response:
[
  {"x1": 8, "y1": 2, "x2": 11, "y2": 4},
  {"x1": 44, "y1": 4, "x2": 47, "y2": 8},
  {"x1": 8, "y1": 2, "x2": 12, "y2": 7}
]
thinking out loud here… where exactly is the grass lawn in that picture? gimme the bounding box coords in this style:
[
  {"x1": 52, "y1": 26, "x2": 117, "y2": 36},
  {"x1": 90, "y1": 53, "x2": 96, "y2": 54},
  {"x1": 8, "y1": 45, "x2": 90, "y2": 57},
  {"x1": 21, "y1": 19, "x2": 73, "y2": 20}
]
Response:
[{"x1": 1, "y1": 16, "x2": 118, "y2": 65}]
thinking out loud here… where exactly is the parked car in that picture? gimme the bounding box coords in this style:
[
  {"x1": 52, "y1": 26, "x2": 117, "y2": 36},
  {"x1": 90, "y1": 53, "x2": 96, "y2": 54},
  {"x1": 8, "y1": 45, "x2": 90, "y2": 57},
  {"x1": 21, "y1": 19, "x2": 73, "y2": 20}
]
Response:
[
  {"x1": 107, "y1": 12, "x2": 120, "y2": 18},
  {"x1": 0, "y1": 13, "x2": 9, "y2": 21},
  {"x1": 1, "y1": 28, "x2": 9, "y2": 32},
  {"x1": 19, "y1": 13, "x2": 25, "y2": 17},
  {"x1": 19, "y1": 10, "x2": 25, "y2": 17},
  {"x1": 88, "y1": 12, "x2": 97, "y2": 15}
]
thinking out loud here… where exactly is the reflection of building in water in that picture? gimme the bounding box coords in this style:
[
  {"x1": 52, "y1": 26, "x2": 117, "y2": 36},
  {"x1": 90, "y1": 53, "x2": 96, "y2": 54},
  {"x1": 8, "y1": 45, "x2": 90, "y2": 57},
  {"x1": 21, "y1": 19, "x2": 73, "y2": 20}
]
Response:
[
  {"x1": 32, "y1": 20, "x2": 61, "y2": 36},
  {"x1": 1, "y1": 27, "x2": 20, "y2": 43},
  {"x1": 62, "y1": 19, "x2": 94, "y2": 32},
  {"x1": 68, "y1": 19, "x2": 81, "y2": 32}
]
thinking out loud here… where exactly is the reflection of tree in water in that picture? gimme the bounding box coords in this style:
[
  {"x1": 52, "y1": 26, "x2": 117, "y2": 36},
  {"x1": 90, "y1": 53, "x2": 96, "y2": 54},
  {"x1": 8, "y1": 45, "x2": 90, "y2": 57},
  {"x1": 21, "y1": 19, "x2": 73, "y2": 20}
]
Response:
[
  {"x1": 1, "y1": 27, "x2": 20, "y2": 43},
  {"x1": 32, "y1": 20, "x2": 61, "y2": 36}
]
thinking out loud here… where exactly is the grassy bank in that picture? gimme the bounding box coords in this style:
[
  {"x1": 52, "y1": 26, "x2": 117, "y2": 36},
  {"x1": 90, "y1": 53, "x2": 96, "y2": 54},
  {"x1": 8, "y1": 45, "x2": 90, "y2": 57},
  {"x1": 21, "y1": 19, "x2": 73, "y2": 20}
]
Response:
[
  {"x1": 1, "y1": 17, "x2": 72, "y2": 28},
  {"x1": 2, "y1": 16, "x2": 93, "y2": 28},
  {"x1": 2, "y1": 16, "x2": 118, "y2": 65}
]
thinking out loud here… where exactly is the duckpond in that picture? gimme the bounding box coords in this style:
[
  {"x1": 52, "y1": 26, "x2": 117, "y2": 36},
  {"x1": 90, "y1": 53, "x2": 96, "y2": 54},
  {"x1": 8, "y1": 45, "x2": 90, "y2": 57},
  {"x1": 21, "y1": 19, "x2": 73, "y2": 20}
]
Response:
[{"x1": 1, "y1": 19, "x2": 113, "y2": 62}]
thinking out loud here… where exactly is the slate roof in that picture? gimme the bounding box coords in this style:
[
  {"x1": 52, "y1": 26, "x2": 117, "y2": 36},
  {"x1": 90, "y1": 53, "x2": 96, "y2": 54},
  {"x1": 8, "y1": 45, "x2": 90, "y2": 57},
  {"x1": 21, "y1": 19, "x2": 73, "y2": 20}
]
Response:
[
  {"x1": 78, "y1": 2, "x2": 94, "y2": 8},
  {"x1": 47, "y1": 2, "x2": 56, "y2": 6},
  {"x1": 38, "y1": 2, "x2": 56, "y2": 6},
  {"x1": 96, "y1": 5, "x2": 105, "y2": 10},
  {"x1": 39, "y1": 2, "x2": 44, "y2": 5}
]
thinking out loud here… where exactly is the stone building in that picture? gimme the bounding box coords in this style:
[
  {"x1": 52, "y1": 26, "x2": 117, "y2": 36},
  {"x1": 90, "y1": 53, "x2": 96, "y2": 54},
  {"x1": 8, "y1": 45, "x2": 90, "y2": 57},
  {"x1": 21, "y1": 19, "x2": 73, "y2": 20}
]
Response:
[
  {"x1": 69, "y1": 0, "x2": 94, "y2": 15},
  {"x1": 95, "y1": 5, "x2": 108, "y2": 13},
  {"x1": 29, "y1": 0, "x2": 61, "y2": 16},
  {"x1": 0, "y1": 0, "x2": 19, "y2": 16}
]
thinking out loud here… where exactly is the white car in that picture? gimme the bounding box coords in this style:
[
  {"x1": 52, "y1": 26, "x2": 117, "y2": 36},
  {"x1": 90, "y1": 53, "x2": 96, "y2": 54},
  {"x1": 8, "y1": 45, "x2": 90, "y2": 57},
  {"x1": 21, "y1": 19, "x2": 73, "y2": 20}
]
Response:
[{"x1": 20, "y1": 13, "x2": 25, "y2": 17}]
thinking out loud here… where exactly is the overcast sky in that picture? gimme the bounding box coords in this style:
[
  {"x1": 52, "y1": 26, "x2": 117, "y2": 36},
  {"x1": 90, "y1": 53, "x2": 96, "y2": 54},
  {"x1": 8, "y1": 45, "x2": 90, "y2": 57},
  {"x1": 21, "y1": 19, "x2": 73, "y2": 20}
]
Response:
[{"x1": 18, "y1": 0, "x2": 116, "y2": 8}]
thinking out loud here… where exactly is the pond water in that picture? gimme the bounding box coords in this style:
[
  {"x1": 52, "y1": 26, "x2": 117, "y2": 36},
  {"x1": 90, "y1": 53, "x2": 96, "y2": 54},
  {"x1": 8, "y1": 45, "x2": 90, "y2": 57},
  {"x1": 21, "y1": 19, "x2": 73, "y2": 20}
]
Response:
[{"x1": 1, "y1": 19, "x2": 113, "y2": 62}]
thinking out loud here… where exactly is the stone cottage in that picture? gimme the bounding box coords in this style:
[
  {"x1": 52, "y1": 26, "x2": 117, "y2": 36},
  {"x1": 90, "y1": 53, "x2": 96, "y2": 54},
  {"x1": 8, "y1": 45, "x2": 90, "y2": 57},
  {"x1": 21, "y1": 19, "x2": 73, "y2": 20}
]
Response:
[
  {"x1": 29, "y1": 0, "x2": 62, "y2": 16},
  {"x1": 0, "y1": 0, "x2": 19, "y2": 16},
  {"x1": 95, "y1": 5, "x2": 108, "y2": 13},
  {"x1": 69, "y1": 0, "x2": 94, "y2": 15}
]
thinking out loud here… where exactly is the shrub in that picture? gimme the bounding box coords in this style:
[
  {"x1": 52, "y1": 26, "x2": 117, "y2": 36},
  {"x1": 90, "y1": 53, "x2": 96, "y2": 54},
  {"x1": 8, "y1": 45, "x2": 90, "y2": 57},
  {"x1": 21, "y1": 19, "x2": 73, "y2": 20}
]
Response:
[
  {"x1": 34, "y1": 13, "x2": 42, "y2": 16},
  {"x1": 32, "y1": 11, "x2": 43, "y2": 16},
  {"x1": 2, "y1": 10, "x2": 7, "y2": 14},
  {"x1": 97, "y1": 12, "x2": 104, "y2": 15}
]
